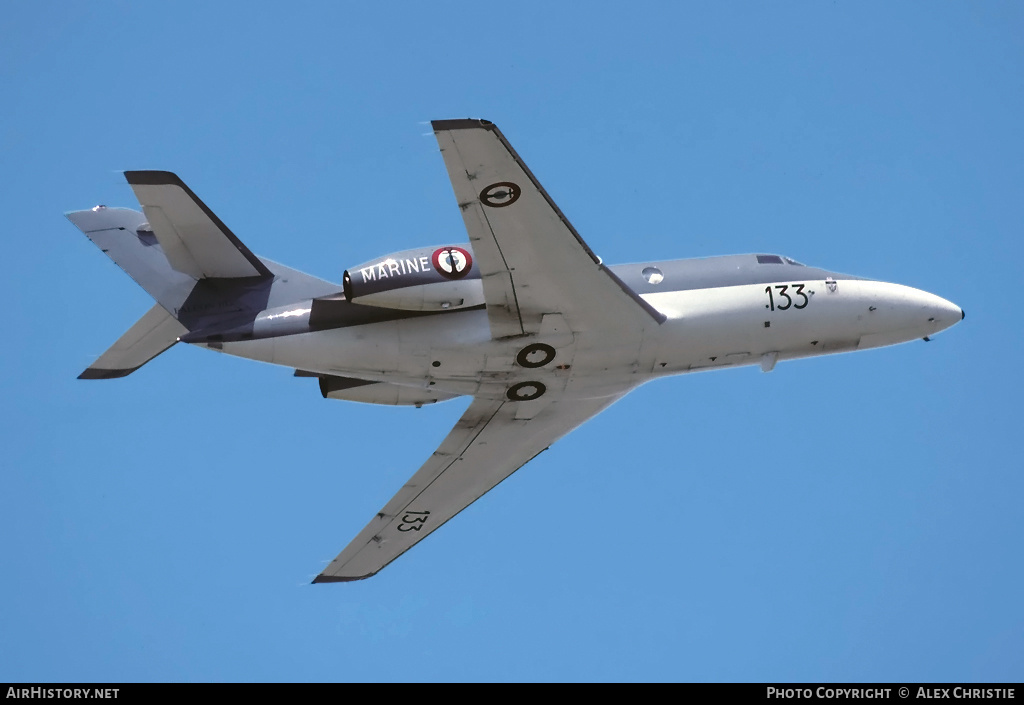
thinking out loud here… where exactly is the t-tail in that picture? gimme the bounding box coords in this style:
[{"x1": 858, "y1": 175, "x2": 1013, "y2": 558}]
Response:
[{"x1": 67, "y1": 171, "x2": 337, "y2": 379}]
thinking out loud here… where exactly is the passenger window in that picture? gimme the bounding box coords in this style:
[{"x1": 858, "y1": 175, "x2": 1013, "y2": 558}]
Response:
[{"x1": 642, "y1": 267, "x2": 664, "y2": 284}]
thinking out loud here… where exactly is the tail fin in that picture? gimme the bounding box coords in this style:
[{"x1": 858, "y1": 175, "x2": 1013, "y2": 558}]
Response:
[
  {"x1": 69, "y1": 171, "x2": 340, "y2": 377},
  {"x1": 66, "y1": 170, "x2": 273, "y2": 314},
  {"x1": 78, "y1": 303, "x2": 187, "y2": 379},
  {"x1": 66, "y1": 205, "x2": 198, "y2": 315}
]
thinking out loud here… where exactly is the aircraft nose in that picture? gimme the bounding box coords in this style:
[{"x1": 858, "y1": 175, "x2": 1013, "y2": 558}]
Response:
[
  {"x1": 857, "y1": 282, "x2": 964, "y2": 349},
  {"x1": 923, "y1": 292, "x2": 963, "y2": 334}
]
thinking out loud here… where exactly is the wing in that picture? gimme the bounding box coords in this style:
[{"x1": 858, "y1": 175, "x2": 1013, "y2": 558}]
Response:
[
  {"x1": 125, "y1": 171, "x2": 272, "y2": 280},
  {"x1": 432, "y1": 119, "x2": 665, "y2": 339},
  {"x1": 314, "y1": 392, "x2": 625, "y2": 582}
]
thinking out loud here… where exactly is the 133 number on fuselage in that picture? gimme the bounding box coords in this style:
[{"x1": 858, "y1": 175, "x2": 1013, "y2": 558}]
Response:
[{"x1": 765, "y1": 283, "x2": 810, "y2": 312}]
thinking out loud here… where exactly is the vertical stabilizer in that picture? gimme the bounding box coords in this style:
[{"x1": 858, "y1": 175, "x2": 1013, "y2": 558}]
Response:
[
  {"x1": 66, "y1": 206, "x2": 198, "y2": 315},
  {"x1": 68, "y1": 172, "x2": 341, "y2": 378}
]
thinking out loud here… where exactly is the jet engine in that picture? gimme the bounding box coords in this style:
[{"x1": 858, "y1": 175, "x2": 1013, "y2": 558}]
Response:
[
  {"x1": 318, "y1": 374, "x2": 460, "y2": 406},
  {"x1": 343, "y1": 245, "x2": 484, "y2": 311}
]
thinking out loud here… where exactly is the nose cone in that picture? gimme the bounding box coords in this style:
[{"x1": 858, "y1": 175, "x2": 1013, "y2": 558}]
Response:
[
  {"x1": 855, "y1": 281, "x2": 964, "y2": 350},
  {"x1": 894, "y1": 285, "x2": 965, "y2": 340},
  {"x1": 922, "y1": 292, "x2": 963, "y2": 335}
]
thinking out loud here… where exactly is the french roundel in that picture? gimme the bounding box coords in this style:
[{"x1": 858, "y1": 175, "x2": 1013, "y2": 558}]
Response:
[{"x1": 431, "y1": 246, "x2": 473, "y2": 280}]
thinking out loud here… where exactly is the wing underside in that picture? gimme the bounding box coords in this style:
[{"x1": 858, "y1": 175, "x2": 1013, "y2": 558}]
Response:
[
  {"x1": 316, "y1": 119, "x2": 651, "y2": 582},
  {"x1": 314, "y1": 392, "x2": 624, "y2": 582},
  {"x1": 432, "y1": 119, "x2": 665, "y2": 338}
]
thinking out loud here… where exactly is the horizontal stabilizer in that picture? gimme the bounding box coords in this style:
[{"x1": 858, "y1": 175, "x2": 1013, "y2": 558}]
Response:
[
  {"x1": 125, "y1": 171, "x2": 272, "y2": 280},
  {"x1": 79, "y1": 304, "x2": 187, "y2": 379}
]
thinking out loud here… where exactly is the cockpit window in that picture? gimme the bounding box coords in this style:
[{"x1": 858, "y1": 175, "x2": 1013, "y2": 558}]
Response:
[
  {"x1": 756, "y1": 255, "x2": 784, "y2": 264},
  {"x1": 784, "y1": 257, "x2": 805, "y2": 266}
]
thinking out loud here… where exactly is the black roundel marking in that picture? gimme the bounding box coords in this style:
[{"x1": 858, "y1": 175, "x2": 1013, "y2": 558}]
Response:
[
  {"x1": 516, "y1": 343, "x2": 556, "y2": 369},
  {"x1": 480, "y1": 181, "x2": 521, "y2": 208},
  {"x1": 506, "y1": 381, "x2": 546, "y2": 402}
]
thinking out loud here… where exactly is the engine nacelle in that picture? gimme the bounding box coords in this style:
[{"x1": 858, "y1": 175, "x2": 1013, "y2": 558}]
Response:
[
  {"x1": 343, "y1": 245, "x2": 484, "y2": 311},
  {"x1": 319, "y1": 375, "x2": 460, "y2": 406}
]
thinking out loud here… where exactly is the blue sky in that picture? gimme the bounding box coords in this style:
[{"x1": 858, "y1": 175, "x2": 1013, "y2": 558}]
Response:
[{"x1": 2, "y1": 1, "x2": 1021, "y2": 682}]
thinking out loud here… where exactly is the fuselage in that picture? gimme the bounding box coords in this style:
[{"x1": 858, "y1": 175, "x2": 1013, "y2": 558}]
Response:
[
  {"x1": 205, "y1": 252, "x2": 963, "y2": 403},
  {"x1": 68, "y1": 153, "x2": 967, "y2": 584}
]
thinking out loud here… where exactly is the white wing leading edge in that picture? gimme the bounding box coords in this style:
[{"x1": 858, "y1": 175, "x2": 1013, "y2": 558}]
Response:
[{"x1": 314, "y1": 393, "x2": 624, "y2": 582}]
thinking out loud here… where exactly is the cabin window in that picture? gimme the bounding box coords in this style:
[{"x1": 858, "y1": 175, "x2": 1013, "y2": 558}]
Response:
[
  {"x1": 642, "y1": 267, "x2": 664, "y2": 285},
  {"x1": 756, "y1": 255, "x2": 784, "y2": 264}
]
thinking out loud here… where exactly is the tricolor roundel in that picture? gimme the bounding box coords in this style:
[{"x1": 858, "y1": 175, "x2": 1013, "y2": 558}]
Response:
[{"x1": 431, "y1": 246, "x2": 473, "y2": 280}]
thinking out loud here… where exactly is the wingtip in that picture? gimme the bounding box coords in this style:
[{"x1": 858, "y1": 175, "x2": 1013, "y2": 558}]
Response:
[
  {"x1": 124, "y1": 170, "x2": 184, "y2": 187},
  {"x1": 312, "y1": 572, "x2": 376, "y2": 584},
  {"x1": 430, "y1": 118, "x2": 495, "y2": 132},
  {"x1": 78, "y1": 367, "x2": 136, "y2": 380}
]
